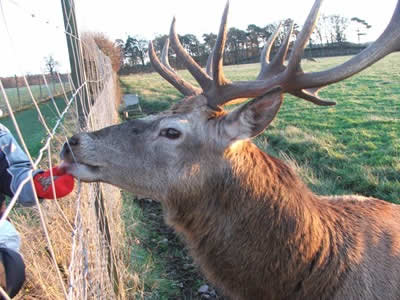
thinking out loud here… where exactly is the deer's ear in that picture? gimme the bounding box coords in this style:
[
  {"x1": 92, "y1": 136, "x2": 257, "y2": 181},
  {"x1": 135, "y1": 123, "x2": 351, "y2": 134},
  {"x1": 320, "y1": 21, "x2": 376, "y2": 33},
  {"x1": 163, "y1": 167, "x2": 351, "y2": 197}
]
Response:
[{"x1": 221, "y1": 90, "x2": 283, "y2": 142}]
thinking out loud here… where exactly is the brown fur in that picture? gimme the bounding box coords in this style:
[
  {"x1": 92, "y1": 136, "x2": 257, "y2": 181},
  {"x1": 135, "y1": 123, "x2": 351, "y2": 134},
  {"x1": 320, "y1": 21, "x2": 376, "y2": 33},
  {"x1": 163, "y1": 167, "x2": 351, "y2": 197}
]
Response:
[{"x1": 164, "y1": 141, "x2": 400, "y2": 300}]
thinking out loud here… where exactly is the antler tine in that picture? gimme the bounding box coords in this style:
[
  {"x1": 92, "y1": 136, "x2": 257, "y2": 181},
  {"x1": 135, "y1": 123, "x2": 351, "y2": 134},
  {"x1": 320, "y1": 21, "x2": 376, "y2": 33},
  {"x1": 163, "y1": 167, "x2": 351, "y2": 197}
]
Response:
[
  {"x1": 169, "y1": 17, "x2": 212, "y2": 91},
  {"x1": 285, "y1": 0, "x2": 323, "y2": 80},
  {"x1": 161, "y1": 38, "x2": 174, "y2": 73},
  {"x1": 279, "y1": 1, "x2": 336, "y2": 106},
  {"x1": 206, "y1": 1, "x2": 252, "y2": 109},
  {"x1": 212, "y1": 1, "x2": 230, "y2": 88},
  {"x1": 259, "y1": 23, "x2": 282, "y2": 66},
  {"x1": 291, "y1": 88, "x2": 336, "y2": 106},
  {"x1": 207, "y1": 1, "x2": 263, "y2": 108},
  {"x1": 257, "y1": 23, "x2": 292, "y2": 80},
  {"x1": 272, "y1": 23, "x2": 294, "y2": 67},
  {"x1": 205, "y1": 45, "x2": 215, "y2": 77},
  {"x1": 256, "y1": 18, "x2": 335, "y2": 106},
  {"x1": 148, "y1": 41, "x2": 201, "y2": 96},
  {"x1": 292, "y1": 0, "x2": 400, "y2": 90}
]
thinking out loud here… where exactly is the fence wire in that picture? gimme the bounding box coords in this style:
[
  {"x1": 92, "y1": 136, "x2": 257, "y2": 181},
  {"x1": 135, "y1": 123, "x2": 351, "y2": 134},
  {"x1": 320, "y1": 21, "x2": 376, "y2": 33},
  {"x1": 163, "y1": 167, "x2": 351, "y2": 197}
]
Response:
[{"x1": 0, "y1": 0, "x2": 126, "y2": 299}]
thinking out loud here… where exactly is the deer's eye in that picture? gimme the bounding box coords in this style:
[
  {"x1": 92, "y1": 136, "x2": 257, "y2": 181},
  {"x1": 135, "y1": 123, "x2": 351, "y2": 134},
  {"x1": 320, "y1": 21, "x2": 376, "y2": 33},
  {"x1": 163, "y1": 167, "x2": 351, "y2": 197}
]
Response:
[{"x1": 159, "y1": 128, "x2": 181, "y2": 139}]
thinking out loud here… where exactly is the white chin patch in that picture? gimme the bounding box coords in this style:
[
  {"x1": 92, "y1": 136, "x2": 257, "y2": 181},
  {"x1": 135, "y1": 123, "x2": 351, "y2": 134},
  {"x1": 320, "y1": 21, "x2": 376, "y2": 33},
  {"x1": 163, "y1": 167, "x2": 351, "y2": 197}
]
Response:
[{"x1": 62, "y1": 162, "x2": 101, "y2": 182}]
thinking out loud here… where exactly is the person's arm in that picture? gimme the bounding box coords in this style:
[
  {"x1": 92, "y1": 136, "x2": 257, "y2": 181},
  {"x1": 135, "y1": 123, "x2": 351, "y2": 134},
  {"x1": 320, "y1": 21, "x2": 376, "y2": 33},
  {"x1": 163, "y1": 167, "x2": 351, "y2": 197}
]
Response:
[
  {"x1": 0, "y1": 124, "x2": 74, "y2": 206},
  {"x1": 0, "y1": 219, "x2": 24, "y2": 298},
  {"x1": 0, "y1": 125, "x2": 39, "y2": 206}
]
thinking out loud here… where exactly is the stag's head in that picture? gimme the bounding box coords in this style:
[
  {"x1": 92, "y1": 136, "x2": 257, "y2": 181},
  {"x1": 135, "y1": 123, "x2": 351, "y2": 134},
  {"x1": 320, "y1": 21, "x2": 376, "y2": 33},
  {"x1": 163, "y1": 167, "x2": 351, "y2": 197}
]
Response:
[{"x1": 62, "y1": 0, "x2": 400, "y2": 201}]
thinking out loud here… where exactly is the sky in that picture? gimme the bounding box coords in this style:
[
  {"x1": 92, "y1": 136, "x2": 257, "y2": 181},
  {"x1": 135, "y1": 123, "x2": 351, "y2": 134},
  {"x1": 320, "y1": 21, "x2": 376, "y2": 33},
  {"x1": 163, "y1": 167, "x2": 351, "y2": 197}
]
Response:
[{"x1": 0, "y1": 0, "x2": 397, "y2": 77}]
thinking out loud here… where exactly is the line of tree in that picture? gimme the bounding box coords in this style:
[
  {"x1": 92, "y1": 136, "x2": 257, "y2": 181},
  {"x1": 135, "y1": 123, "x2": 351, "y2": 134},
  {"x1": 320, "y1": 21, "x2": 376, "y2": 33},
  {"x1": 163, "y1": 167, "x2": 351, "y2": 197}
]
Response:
[{"x1": 118, "y1": 14, "x2": 371, "y2": 74}]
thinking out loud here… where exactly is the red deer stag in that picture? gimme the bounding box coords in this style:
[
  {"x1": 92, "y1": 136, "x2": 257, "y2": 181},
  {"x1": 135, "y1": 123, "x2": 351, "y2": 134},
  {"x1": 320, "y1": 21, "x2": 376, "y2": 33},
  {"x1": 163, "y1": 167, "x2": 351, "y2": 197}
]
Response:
[{"x1": 62, "y1": 1, "x2": 400, "y2": 299}]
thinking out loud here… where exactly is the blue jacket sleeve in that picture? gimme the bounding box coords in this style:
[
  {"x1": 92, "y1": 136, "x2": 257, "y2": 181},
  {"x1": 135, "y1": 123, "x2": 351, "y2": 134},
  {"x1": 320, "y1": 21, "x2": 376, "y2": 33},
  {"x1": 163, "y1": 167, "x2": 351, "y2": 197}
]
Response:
[{"x1": 0, "y1": 124, "x2": 42, "y2": 207}]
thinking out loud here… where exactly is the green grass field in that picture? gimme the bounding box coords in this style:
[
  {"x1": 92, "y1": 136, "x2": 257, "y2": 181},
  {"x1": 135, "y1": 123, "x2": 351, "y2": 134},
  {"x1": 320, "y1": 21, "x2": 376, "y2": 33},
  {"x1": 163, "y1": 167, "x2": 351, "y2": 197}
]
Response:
[
  {"x1": 121, "y1": 53, "x2": 400, "y2": 203},
  {"x1": 0, "y1": 96, "x2": 68, "y2": 156}
]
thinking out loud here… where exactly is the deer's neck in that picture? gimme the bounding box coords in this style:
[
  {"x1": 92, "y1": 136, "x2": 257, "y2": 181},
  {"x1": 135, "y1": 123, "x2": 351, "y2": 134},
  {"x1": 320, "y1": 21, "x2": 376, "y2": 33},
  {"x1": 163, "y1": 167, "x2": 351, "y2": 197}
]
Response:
[
  {"x1": 164, "y1": 141, "x2": 344, "y2": 298},
  {"x1": 166, "y1": 140, "x2": 321, "y2": 240}
]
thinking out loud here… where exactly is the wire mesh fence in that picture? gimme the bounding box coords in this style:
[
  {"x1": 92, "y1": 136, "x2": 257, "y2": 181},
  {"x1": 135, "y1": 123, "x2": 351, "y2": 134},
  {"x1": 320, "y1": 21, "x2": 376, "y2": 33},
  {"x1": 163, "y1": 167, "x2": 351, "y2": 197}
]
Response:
[
  {"x1": 0, "y1": 0, "x2": 128, "y2": 299},
  {"x1": 0, "y1": 74, "x2": 71, "y2": 111}
]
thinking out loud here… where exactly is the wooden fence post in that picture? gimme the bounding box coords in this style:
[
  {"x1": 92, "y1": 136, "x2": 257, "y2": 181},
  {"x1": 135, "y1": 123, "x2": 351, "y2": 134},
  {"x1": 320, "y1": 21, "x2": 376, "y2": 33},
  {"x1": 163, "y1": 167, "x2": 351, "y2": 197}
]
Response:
[
  {"x1": 14, "y1": 75, "x2": 21, "y2": 108},
  {"x1": 39, "y1": 76, "x2": 43, "y2": 99}
]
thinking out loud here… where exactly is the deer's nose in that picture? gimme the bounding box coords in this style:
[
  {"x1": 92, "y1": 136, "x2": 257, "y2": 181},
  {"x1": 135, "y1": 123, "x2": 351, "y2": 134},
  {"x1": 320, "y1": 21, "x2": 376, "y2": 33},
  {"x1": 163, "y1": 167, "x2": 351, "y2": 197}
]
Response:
[
  {"x1": 60, "y1": 135, "x2": 81, "y2": 160},
  {"x1": 68, "y1": 135, "x2": 80, "y2": 146},
  {"x1": 61, "y1": 135, "x2": 80, "y2": 158}
]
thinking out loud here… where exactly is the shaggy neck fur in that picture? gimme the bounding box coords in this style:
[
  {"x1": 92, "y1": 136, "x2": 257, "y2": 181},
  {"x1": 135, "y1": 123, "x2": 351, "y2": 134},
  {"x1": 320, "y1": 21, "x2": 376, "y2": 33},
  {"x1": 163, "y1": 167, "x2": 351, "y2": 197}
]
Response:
[{"x1": 164, "y1": 141, "x2": 355, "y2": 299}]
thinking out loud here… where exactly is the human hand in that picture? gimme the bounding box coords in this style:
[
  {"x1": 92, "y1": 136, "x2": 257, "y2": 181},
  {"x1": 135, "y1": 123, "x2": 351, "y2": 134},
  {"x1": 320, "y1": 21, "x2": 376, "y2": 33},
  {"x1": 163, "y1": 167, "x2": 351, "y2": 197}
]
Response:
[{"x1": 33, "y1": 166, "x2": 74, "y2": 199}]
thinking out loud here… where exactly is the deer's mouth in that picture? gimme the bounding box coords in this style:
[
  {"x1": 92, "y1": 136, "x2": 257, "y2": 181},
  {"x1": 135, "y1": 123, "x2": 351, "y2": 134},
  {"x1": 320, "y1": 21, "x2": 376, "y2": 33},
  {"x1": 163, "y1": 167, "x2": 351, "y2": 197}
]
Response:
[
  {"x1": 60, "y1": 143, "x2": 103, "y2": 182},
  {"x1": 60, "y1": 160, "x2": 102, "y2": 182},
  {"x1": 61, "y1": 160, "x2": 100, "y2": 171}
]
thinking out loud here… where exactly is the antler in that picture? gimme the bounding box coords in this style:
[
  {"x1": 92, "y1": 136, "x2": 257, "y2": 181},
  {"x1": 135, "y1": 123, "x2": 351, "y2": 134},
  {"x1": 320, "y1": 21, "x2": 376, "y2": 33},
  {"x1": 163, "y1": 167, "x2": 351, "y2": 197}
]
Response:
[
  {"x1": 160, "y1": 38, "x2": 174, "y2": 73},
  {"x1": 150, "y1": 0, "x2": 400, "y2": 109},
  {"x1": 257, "y1": 22, "x2": 335, "y2": 106},
  {"x1": 148, "y1": 38, "x2": 201, "y2": 96},
  {"x1": 290, "y1": 1, "x2": 400, "y2": 90}
]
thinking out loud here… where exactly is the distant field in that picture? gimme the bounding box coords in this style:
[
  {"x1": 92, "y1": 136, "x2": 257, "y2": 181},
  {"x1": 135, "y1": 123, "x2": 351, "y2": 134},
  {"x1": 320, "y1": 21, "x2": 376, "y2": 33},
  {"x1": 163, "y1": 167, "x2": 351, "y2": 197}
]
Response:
[
  {"x1": 0, "y1": 96, "x2": 68, "y2": 156},
  {"x1": 1, "y1": 82, "x2": 71, "y2": 111},
  {"x1": 120, "y1": 53, "x2": 400, "y2": 203}
]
